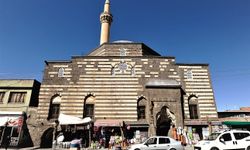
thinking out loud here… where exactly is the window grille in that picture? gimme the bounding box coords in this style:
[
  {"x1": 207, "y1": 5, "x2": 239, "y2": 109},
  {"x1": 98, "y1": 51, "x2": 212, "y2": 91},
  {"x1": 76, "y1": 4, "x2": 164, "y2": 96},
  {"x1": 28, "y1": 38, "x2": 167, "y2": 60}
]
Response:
[
  {"x1": 85, "y1": 104, "x2": 94, "y2": 119},
  {"x1": 8, "y1": 92, "x2": 26, "y2": 103},
  {"x1": 138, "y1": 106, "x2": 146, "y2": 119},
  {"x1": 0, "y1": 92, "x2": 5, "y2": 103}
]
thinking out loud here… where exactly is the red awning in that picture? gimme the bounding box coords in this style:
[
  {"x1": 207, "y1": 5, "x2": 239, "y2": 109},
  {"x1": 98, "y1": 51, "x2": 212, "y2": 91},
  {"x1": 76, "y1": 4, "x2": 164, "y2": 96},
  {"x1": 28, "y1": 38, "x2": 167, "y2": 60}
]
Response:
[{"x1": 94, "y1": 119, "x2": 122, "y2": 127}]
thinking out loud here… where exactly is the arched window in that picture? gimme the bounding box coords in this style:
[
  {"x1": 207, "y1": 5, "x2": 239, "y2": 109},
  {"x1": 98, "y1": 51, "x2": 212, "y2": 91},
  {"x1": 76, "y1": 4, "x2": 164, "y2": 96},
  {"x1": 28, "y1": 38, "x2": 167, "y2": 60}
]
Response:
[
  {"x1": 137, "y1": 96, "x2": 147, "y2": 120},
  {"x1": 83, "y1": 94, "x2": 95, "y2": 119},
  {"x1": 188, "y1": 95, "x2": 199, "y2": 119},
  {"x1": 131, "y1": 67, "x2": 135, "y2": 76},
  {"x1": 58, "y1": 68, "x2": 64, "y2": 77},
  {"x1": 186, "y1": 69, "x2": 193, "y2": 79},
  {"x1": 48, "y1": 95, "x2": 61, "y2": 120},
  {"x1": 111, "y1": 66, "x2": 115, "y2": 76},
  {"x1": 111, "y1": 61, "x2": 135, "y2": 75}
]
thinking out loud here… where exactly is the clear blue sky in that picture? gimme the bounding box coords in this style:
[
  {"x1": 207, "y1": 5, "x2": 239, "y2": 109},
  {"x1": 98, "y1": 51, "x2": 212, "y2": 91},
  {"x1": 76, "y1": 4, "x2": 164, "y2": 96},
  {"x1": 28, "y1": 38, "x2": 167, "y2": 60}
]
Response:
[{"x1": 0, "y1": 0, "x2": 250, "y2": 111}]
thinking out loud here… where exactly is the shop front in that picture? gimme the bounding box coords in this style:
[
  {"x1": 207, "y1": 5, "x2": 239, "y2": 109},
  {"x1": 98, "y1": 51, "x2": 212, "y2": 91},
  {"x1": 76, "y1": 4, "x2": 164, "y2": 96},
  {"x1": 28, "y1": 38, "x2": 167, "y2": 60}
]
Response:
[
  {"x1": 0, "y1": 112, "x2": 26, "y2": 148},
  {"x1": 57, "y1": 113, "x2": 92, "y2": 148},
  {"x1": 94, "y1": 119, "x2": 125, "y2": 149},
  {"x1": 184, "y1": 120, "x2": 221, "y2": 144},
  {"x1": 125, "y1": 121, "x2": 149, "y2": 144}
]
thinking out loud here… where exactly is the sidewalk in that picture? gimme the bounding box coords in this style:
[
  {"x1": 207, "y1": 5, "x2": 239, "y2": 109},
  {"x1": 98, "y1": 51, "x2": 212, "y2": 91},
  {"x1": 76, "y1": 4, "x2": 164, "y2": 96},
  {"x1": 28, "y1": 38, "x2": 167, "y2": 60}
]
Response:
[{"x1": 0, "y1": 145, "x2": 194, "y2": 150}]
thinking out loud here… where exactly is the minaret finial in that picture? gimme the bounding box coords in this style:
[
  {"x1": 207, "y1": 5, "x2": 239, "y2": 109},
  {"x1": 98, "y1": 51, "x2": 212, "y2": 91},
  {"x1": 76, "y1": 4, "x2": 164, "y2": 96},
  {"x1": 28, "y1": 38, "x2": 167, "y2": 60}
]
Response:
[{"x1": 100, "y1": 0, "x2": 113, "y2": 45}]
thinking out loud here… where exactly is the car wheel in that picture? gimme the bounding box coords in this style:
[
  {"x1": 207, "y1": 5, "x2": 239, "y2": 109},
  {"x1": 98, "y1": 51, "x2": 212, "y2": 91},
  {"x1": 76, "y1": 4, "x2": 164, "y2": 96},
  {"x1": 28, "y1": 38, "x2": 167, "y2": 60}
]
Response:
[
  {"x1": 169, "y1": 148, "x2": 176, "y2": 150},
  {"x1": 210, "y1": 147, "x2": 219, "y2": 150},
  {"x1": 135, "y1": 149, "x2": 140, "y2": 150},
  {"x1": 247, "y1": 146, "x2": 250, "y2": 150}
]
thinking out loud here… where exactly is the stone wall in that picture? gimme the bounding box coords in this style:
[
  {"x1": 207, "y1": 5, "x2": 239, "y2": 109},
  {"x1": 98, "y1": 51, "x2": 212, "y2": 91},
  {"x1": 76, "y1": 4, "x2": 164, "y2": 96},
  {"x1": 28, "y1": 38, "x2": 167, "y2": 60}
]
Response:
[{"x1": 37, "y1": 43, "x2": 218, "y2": 137}]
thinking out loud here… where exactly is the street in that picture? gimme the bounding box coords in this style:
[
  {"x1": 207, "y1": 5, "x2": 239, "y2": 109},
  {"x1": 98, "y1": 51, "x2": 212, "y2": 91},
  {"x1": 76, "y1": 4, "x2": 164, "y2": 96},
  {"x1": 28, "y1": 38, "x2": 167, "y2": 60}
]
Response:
[{"x1": 0, "y1": 145, "x2": 194, "y2": 150}]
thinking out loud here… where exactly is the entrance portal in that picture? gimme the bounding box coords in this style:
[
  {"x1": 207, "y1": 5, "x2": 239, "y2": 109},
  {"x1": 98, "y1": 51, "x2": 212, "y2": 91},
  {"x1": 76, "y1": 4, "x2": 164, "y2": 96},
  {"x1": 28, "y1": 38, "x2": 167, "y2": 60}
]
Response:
[{"x1": 156, "y1": 106, "x2": 172, "y2": 136}]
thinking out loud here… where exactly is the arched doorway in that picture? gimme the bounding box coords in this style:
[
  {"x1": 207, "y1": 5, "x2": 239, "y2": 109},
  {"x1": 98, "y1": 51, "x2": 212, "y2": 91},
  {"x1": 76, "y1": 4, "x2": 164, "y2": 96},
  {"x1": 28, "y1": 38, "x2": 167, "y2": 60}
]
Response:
[
  {"x1": 156, "y1": 106, "x2": 172, "y2": 136},
  {"x1": 40, "y1": 127, "x2": 54, "y2": 148}
]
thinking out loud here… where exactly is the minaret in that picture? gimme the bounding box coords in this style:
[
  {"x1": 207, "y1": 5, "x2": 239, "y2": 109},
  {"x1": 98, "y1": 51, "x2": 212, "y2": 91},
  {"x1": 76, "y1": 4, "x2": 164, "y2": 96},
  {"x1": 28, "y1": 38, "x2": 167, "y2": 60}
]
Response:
[{"x1": 100, "y1": 0, "x2": 113, "y2": 45}]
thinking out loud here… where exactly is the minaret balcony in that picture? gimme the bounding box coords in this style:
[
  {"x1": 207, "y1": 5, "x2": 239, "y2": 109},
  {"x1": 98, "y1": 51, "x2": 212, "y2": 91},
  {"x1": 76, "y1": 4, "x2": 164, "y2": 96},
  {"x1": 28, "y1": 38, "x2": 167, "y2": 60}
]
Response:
[{"x1": 100, "y1": 13, "x2": 113, "y2": 23}]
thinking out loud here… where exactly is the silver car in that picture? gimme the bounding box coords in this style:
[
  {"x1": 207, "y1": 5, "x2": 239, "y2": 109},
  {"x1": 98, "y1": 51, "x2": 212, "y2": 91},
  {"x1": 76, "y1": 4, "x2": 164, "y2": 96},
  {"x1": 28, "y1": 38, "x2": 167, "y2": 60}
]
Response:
[{"x1": 128, "y1": 136, "x2": 184, "y2": 150}]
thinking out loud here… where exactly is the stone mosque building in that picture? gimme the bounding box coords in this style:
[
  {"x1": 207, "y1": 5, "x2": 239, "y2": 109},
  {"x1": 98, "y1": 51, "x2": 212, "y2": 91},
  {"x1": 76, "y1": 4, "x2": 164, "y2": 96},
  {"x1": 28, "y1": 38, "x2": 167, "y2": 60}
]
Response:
[{"x1": 35, "y1": 0, "x2": 219, "y2": 144}]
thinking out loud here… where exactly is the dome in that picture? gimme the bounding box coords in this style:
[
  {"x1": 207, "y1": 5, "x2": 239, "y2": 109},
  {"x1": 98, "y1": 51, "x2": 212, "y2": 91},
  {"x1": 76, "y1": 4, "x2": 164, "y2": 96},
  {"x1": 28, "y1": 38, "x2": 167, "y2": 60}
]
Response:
[{"x1": 113, "y1": 40, "x2": 134, "y2": 43}]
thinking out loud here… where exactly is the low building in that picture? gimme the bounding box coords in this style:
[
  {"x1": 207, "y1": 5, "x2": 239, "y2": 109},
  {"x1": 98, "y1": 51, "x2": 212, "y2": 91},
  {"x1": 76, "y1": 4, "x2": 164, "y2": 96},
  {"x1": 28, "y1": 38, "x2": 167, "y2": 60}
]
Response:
[
  {"x1": 0, "y1": 79, "x2": 40, "y2": 148},
  {"x1": 218, "y1": 107, "x2": 250, "y2": 131}
]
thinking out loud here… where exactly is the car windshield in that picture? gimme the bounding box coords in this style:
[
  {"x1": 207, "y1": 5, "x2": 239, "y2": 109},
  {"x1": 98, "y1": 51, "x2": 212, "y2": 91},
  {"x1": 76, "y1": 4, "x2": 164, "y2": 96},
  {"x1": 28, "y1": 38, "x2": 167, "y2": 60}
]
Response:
[{"x1": 207, "y1": 133, "x2": 221, "y2": 140}]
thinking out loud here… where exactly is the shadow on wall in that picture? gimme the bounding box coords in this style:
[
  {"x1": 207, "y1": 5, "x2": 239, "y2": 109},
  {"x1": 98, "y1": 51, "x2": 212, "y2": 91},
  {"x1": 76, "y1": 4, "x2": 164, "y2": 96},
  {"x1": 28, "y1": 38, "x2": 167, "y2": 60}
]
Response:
[
  {"x1": 18, "y1": 124, "x2": 34, "y2": 148},
  {"x1": 40, "y1": 127, "x2": 54, "y2": 148}
]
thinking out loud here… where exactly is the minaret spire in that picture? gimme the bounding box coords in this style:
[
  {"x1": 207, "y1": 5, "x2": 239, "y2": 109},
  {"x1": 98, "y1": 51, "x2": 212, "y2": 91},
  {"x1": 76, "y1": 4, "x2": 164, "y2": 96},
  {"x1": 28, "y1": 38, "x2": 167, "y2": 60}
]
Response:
[{"x1": 100, "y1": 0, "x2": 113, "y2": 45}]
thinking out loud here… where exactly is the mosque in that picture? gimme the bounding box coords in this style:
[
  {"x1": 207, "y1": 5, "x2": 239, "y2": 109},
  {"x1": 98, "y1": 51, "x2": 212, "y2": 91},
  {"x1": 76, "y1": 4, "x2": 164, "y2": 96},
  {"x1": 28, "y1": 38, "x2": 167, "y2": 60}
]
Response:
[{"x1": 36, "y1": 0, "x2": 219, "y2": 146}]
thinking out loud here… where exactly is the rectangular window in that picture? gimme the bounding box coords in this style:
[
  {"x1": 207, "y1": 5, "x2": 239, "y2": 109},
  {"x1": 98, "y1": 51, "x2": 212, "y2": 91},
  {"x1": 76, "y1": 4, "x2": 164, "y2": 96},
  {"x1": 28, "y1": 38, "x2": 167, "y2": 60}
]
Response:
[
  {"x1": 138, "y1": 106, "x2": 146, "y2": 119},
  {"x1": 8, "y1": 92, "x2": 26, "y2": 103},
  {"x1": 85, "y1": 104, "x2": 94, "y2": 119},
  {"x1": 189, "y1": 104, "x2": 198, "y2": 119},
  {"x1": 50, "y1": 104, "x2": 60, "y2": 119},
  {"x1": 0, "y1": 92, "x2": 5, "y2": 103}
]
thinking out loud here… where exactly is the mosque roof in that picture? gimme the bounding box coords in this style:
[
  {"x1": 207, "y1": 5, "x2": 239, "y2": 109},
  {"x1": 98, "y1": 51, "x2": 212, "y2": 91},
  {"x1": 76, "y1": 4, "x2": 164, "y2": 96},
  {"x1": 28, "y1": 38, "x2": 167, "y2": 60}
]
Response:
[{"x1": 87, "y1": 42, "x2": 161, "y2": 56}]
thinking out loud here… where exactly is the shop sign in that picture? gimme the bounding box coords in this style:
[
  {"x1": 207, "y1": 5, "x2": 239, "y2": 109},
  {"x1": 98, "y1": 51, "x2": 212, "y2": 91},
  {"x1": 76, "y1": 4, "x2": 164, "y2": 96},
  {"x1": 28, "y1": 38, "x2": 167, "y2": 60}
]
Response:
[
  {"x1": 0, "y1": 116, "x2": 23, "y2": 127},
  {"x1": 184, "y1": 120, "x2": 208, "y2": 125}
]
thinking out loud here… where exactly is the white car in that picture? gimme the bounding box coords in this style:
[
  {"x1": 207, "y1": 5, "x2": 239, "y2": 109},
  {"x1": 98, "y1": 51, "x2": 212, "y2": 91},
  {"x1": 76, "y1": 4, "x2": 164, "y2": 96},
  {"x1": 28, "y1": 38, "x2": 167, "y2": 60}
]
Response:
[
  {"x1": 194, "y1": 129, "x2": 250, "y2": 150},
  {"x1": 128, "y1": 136, "x2": 184, "y2": 150}
]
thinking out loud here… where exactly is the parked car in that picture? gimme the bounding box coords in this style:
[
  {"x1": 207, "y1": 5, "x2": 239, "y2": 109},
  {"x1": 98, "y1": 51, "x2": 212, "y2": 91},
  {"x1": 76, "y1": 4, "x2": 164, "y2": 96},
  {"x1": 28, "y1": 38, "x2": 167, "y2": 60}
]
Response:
[
  {"x1": 128, "y1": 136, "x2": 184, "y2": 150},
  {"x1": 194, "y1": 129, "x2": 250, "y2": 150}
]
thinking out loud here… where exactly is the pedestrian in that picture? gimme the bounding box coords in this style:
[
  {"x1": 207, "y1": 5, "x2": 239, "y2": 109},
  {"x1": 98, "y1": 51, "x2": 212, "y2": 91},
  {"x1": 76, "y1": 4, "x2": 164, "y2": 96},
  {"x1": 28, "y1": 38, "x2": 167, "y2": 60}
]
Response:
[{"x1": 172, "y1": 125, "x2": 178, "y2": 140}]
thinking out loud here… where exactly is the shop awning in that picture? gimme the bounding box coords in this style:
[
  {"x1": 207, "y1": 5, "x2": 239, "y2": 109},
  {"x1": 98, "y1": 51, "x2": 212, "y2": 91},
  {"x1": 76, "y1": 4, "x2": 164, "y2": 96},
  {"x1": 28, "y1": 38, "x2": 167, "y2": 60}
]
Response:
[
  {"x1": 94, "y1": 119, "x2": 123, "y2": 127},
  {"x1": 184, "y1": 120, "x2": 222, "y2": 126},
  {"x1": 125, "y1": 120, "x2": 149, "y2": 128},
  {"x1": 223, "y1": 121, "x2": 250, "y2": 126},
  {"x1": 58, "y1": 113, "x2": 91, "y2": 125}
]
